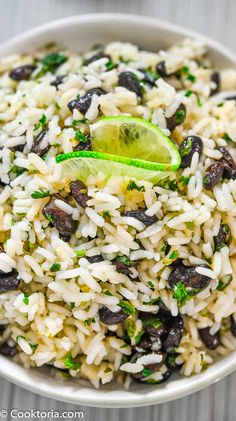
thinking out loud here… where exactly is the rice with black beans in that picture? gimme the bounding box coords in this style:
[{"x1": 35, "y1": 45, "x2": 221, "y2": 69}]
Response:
[{"x1": 0, "y1": 39, "x2": 235, "y2": 388}]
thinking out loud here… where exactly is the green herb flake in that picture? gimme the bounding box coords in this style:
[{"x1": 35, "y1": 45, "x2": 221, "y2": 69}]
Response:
[
  {"x1": 142, "y1": 367, "x2": 153, "y2": 378},
  {"x1": 104, "y1": 290, "x2": 113, "y2": 296},
  {"x1": 70, "y1": 302, "x2": 75, "y2": 309},
  {"x1": 134, "y1": 330, "x2": 145, "y2": 345},
  {"x1": 217, "y1": 102, "x2": 224, "y2": 107},
  {"x1": 168, "y1": 250, "x2": 179, "y2": 260},
  {"x1": 119, "y1": 299, "x2": 136, "y2": 315},
  {"x1": 29, "y1": 343, "x2": 38, "y2": 352},
  {"x1": 50, "y1": 262, "x2": 61, "y2": 272},
  {"x1": 116, "y1": 255, "x2": 132, "y2": 266},
  {"x1": 175, "y1": 109, "x2": 186, "y2": 124},
  {"x1": 64, "y1": 353, "x2": 80, "y2": 371},
  {"x1": 10, "y1": 151, "x2": 15, "y2": 162},
  {"x1": 147, "y1": 281, "x2": 155, "y2": 289},
  {"x1": 104, "y1": 367, "x2": 112, "y2": 373},
  {"x1": 173, "y1": 282, "x2": 189, "y2": 307},
  {"x1": 9, "y1": 165, "x2": 26, "y2": 176},
  {"x1": 158, "y1": 177, "x2": 178, "y2": 191},
  {"x1": 103, "y1": 211, "x2": 110, "y2": 218},
  {"x1": 216, "y1": 275, "x2": 232, "y2": 291},
  {"x1": 179, "y1": 175, "x2": 190, "y2": 185},
  {"x1": 106, "y1": 60, "x2": 117, "y2": 71},
  {"x1": 41, "y1": 52, "x2": 68, "y2": 68},
  {"x1": 45, "y1": 213, "x2": 54, "y2": 223},
  {"x1": 33, "y1": 114, "x2": 47, "y2": 131},
  {"x1": 31, "y1": 190, "x2": 51, "y2": 199},
  {"x1": 75, "y1": 249, "x2": 86, "y2": 258},
  {"x1": 75, "y1": 129, "x2": 87, "y2": 142},
  {"x1": 185, "y1": 90, "x2": 193, "y2": 97},
  {"x1": 196, "y1": 95, "x2": 202, "y2": 107},
  {"x1": 23, "y1": 292, "x2": 29, "y2": 305},
  {"x1": 126, "y1": 180, "x2": 145, "y2": 192},
  {"x1": 143, "y1": 318, "x2": 161, "y2": 330},
  {"x1": 185, "y1": 221, "x2": 194, "y2": 230},
  {"x1": 187, "y1": 73, "x2": 196, "y2": 83},
  {"x1": 84, "y1": 317, "x2": 95, "y2": 326},
  {"x1": 72, "y1": 118, "x2": 88, "y2": 126},
  {"x1": 126, "y1": 319, "x2": 136, "y2": 338},
  {"x1": 222, "y1": 133, "x2": 233, "y2": 144}
]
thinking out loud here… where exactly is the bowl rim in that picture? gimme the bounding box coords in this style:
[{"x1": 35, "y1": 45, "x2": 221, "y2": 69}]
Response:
[{"x1": 0, "y1": 12, "x2": 236, "y2": 408}]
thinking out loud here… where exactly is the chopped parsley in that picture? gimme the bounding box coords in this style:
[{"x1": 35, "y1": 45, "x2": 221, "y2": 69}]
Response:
[
  {"x1": 216, "y1": 275, "x2": 232, "y2": 291},
  {"x1": 104, "y1": 367, "x2": 112, "y2": 373},
  {"x1": 104, "y1": 289, "x2": 113, "y2": 296},
  {"x1": 70, "y1": 302, "x2": 75, "y2": 309},
  {"x1": 31, "y1": 190, "x2": 51, "y2": 199},
  {"x1": 126, "y1": 180, "x2": 145, "y2": 192},
  {"x1": 9, "y1": 165, "x2": 26, "y2": 176},
  {"x1": 50, "y1": 263, "x2": 61, "y2": 272},
  {"x1": 72, "y1": 118, "x2": 88, "y2": 126},
  {"x1": 160, "y1": 243, "x2": 171, "y2": 255},
  {"x1": 147, "y1": 281, "x2": 155, "y2": 289},
  {"x1": 41, "y1": 51, "x2": 68, "y2": 69},
  {"x1": 116, "y1": 255, "x2": 132, "y2": 266},
  {"x1": 180, "y1": 66, "x2": 196, "y2": 83},
  {"x1": 142, "y1": 367, "x2": 153, "y2": 378},
  {"x1": 75, "y1": 129, "x2": 87, "y2": 142},
  {"x1": 75, "y1": 249, "x2": 86, "y2": 258},
  {"x1": 186, "y1": 73, "x2": 196, "y2": 83},
  {"x1": 179, "y1": 175, "x2": 190, "y2": 186},
  {"x1": 103, "y1": 211, "x2": 110, "y2": 218},
  {"x1": 158, "y1": 177, "x2": 178, "y2": 191},
  {"x1": 185, "y1": 90, "x2": 193, "y2": 97},
  {"x1": 134, "y1": 330, "x2": 145, "y2": 345},
  {"x1": 64, "y1": 353, "x2": 80, "y2": 370},
  {"x1": 217, "y1": 102, "x2": 224, "y2": 107},
  {"x1": 222, "y1": 133, "x2": 234, "y2": 144},
  {"x1": 45, "y1": 213, "x2": 54, "y2": 223},
  {"x1": 168, "y1": 250, "x2": 179, "y2": 260},
  {"x1": 126, "y1": 319, "x2": 136, "y2": 338},
  {"x1": 33, "y1": 114, "x2": 47, "y2": 131},
  {"x1": 105, "y1": 60, "x2": 117, "y2": 71},
  {"x1": 119, "y1": 299, "x2": 136, "y2": 315},
  {"x1": 185, "y1": 221, "x2": 194, "y2": 230},
  {"x1": 172, "y1": 282, "x2": 189, "y2": 307},
  {"x1": 143, "y1": 318, "x2": 161, "y2": 330},
  {"x1": 84, "y1": 317, "x2": 95, "y2": 326},
  {"x1": 175, "y1": 109, "x2": 186, "y2": 124},
  {"x1": 29, "y1": 343, "x2": 38, "y2": 352},
  {"x1": 23, "y1": 292, "x2": 29, "y2": 305},
  {"x1": 173, "y1": 282, "x2": 200, "y2": 307},
  {"x1": 196, "y1": 95, "x2": 202, "y2": 107}
]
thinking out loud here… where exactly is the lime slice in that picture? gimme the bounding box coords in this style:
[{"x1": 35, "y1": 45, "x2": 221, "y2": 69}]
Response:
[{"x1": 56, "y1": 116, "x2": 181, "y2": 182}]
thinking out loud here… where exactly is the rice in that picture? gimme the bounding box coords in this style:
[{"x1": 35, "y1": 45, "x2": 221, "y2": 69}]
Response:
[{"x1": 0, "y1": 38, "x2": 236, "y2": 389}]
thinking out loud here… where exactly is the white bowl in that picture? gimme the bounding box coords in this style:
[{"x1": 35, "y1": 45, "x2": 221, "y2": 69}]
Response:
[{"x1": 0, "y1": 13, "x2": 236, "y2": 408}]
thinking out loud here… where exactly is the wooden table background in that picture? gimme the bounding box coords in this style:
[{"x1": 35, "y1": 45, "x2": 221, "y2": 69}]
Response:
[{"x1": 0, "y1": 0, "x2": 235, "y2": 419}]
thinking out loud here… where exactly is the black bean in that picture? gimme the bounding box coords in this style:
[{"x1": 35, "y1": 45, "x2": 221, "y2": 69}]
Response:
[
  {"x1": 214, "y1": 223, "x2": 231, "y2": 251},
  {"x1": 168, "y1": 262, "x2": 211, "y2": 290},
  {"x1": 113, "y1": 260, "x2": 132, "y2": 276},
  {"x1": 69, "y1": 180, "x2": 90, "y2": 208},
  {"x1": 156, "y1": 61, "x2": 168, "y2": 78},
  {"x1": 210, "y1": 71, "x2": 220, "y2": 96},
  {"x1": 0, "y1": 342, "x2": 17, "y2": 357},
  {"x1": 9, "y1": 64, "x2": 37, "y2": 81},
  {"x1": 73, "y1": 136, "x2": 92, "y2": 152},
  {"x1": 136, "y1": 335, "x2": 153, "y2": 352},
  {"x1": 118, "y1": 72, "x2": 143, "y2": 99},
  {"x1": 12, "y1": 143, "x2": 25, "y2": 153},
  {"x1": 179, "y1": 135, "x2": 203, "y2": 168},
  {"x1": 99, "y1": 306, "x2": 128, "y2": 325},
  {"x1": 30, "y1": 129, "x2": 50, "y2": 157},
  {"x1": 59, "y1": 234, "x2": 71, "y2": 243},
  {"x1": 122, "y1": 210, "x2": 157, "y2": 227},
  {"x1": 219, "y1": 147, "x2": 236, "y2": 180},
  {"x1": 199, "y1": 327, "x2": 220, "y2": 350},
  {"x1": 166, "y1": 103, "x2": 186, "y2": 131},
  {"x1": 225, "y1": 95, "x2": 236, "y2": 101},
  {"x1": 140, "y1": 313, "x2": 167, "y2": 337},
  {"x1": 42, "y1": 194, "x2": 77, "y2": 237},
  {"x1": 203, "y1": 161, "x2": 224, "y2": 190},
  {"x1": 50, "y1": 75, "x2": 64, "y2": 89},
  {"x1": 157, "y1": 367, "x2": 172, "y2": 383},
  {"x1": 0, "y1": 270, "x2": 20, "y2": 292},
  {"x1": 162, "y1": 316, "x2": 184, "y2": 353},
  {"x1": 230, "y1": 315, "x2": 236, "y2": 337},
  {"x1": 86, "y1": 255, "x2": 104, "y2": 263},
  {"x1": 68, "y1": 88, "x2": 105, "y2": 114},
  {"x1": 0, "y1": 325, "x2": 5, "y2": 334},
  {"x1": 85, "y1": 52, "x2": 111, "y2": 65}
]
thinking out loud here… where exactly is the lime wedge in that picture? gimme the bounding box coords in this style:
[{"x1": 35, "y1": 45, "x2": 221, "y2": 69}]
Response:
[{"x1": 56, "y1": 116, "x2": 181, "y2": 182}]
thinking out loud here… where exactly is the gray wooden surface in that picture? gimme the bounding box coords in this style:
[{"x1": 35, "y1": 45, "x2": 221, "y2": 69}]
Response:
[{"x1": 0, "y1": 0, "x2": 235, "y2": 419}]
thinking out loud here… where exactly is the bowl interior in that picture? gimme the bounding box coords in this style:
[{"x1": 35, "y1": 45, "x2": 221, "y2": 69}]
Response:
[{"x1": 0, "y1": 13, "x2": 236, "y2": 408}]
